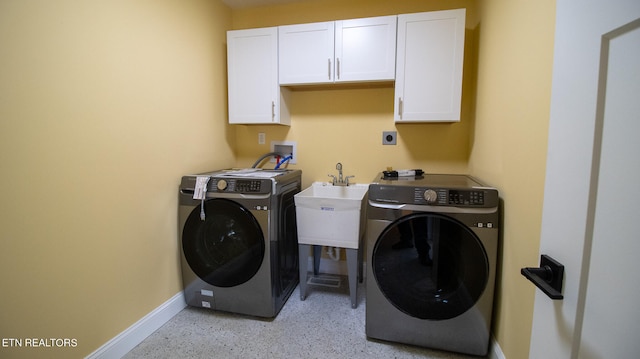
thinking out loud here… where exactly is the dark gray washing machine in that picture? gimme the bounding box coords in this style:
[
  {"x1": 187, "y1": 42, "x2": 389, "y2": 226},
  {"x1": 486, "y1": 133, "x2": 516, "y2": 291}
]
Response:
[
  {"x1": 178, "y1": 169, "x2": 301, "y2": 318},
  {"x1": 366, "y1": 173, "x2": 499, "y2": 356}
]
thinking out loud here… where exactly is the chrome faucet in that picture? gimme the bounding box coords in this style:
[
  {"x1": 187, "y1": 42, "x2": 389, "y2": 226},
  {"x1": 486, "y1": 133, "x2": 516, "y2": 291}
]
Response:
[{"x1": 329, "y1": 162, "x2": 354, "y2": 186}]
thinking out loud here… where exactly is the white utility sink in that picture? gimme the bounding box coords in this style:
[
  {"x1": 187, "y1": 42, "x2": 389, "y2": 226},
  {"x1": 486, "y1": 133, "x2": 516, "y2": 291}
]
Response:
[{"x1": 294, "y1": 182, "x2": 368, "y2": 249}]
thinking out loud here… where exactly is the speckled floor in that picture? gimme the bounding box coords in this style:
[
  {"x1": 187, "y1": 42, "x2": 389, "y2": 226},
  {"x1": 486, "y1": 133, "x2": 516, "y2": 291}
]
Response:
[{"x1": 123, "y1": 276, "x2": 480, "y2": 359}]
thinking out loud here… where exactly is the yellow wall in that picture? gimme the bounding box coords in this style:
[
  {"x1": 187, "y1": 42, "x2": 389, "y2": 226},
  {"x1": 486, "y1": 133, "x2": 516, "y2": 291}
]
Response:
[
  {"x1": 0, "y1": 0, "x2": 233, "y2": 357},
  {"x1": 471, "y1": 1, "x2": 555, "y2": 357},
  {"x1": 0, "y1": 0, "x2": 556, "y2": 358}
]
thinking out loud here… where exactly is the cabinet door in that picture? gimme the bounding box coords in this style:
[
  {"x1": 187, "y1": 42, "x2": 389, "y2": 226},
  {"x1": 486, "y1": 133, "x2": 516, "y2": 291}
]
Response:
[
  {"x1": 227, "y1": 27, "x2": 289, "y2": 125},
  {"x1": 395, "y1": 9, "x2": 466, "y2": 122},
  {"x1": 278, "y1": 22, "x2": 335, "y2": 85},
  {"x1": 335, "y1": 16, "x2": 397, "y2": 83}
]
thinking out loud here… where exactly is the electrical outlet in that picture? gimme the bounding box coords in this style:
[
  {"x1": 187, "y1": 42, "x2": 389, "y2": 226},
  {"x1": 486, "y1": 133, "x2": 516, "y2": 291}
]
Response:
[
  {"x1": 382, "y1": 131, "x2": 397, "y2": 145},
  {"x1": 258, "y1": 132, "x2": 266, "y2": 145},
  {"x1": 270, "y1": 141, "x2": 297, "y2": 164}
]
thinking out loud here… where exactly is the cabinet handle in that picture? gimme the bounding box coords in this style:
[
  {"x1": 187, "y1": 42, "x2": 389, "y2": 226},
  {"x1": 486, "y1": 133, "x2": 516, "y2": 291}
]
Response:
[
  {"x1": 337, "y1": 58, "x2": 340, "y2": 79},
  {"x1": 271, "y1": 101, "x2": 275, "y2": 121},
  {"x1": 328, "y1": 58, "x2": 331, "y2": 80},
  {"x1": 398, "y1": 97, "x2": 403, "y2": 119}
]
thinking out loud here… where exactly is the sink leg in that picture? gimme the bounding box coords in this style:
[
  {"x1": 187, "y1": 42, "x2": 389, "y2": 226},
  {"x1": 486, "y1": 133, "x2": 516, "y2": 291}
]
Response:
[
  {"x1": 298, "y1": 244, "x2": 310, "y2": 301},
  {"x1": 358, "y1": 234, "x2": 364, "y2": 283},
  {"x1": 346, "y1": 248, "x2": 358, "y2": 308},
  {"x1": 313, "y1": 245, "x2": 322, "y2": 275}
]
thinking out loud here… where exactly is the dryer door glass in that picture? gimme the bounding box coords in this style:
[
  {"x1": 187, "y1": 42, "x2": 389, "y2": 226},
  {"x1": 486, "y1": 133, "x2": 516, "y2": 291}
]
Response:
[
  {"x1": 372, "y1": 213, "x2": 488, "y2": 320},
  {"x1": 182, "y1": 198, "x2": 265, "y2": 287}
]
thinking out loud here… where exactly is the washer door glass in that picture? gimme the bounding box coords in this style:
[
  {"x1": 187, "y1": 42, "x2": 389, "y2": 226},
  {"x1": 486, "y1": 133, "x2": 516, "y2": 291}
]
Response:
[
  {"x1": 182, "y1": 198, "x2": 265, "y2": 287},
  {"x1": 372, "y1": 213, "x2": 488, "y2": 320}
]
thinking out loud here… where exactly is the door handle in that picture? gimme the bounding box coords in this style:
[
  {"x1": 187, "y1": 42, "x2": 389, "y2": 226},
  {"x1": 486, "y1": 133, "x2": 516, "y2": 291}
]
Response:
[{"x1": 521, "y1": 254, "x2": 564, "y2": 300}]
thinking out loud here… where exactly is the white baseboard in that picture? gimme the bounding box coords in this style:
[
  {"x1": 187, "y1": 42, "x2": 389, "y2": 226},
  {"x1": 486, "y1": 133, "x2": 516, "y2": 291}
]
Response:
[
  {"x1": 490, "y1": 335, "x2": 506, "y2": 359},
  {"x1": 85, "y1": 292, "x2": 186, "y2": 359}
]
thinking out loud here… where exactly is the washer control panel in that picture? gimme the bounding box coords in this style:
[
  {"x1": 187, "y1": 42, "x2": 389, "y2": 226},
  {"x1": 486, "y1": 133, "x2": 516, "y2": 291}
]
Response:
[
  {"x1": 234, "y1": 179, "x2": 262, "y2": 193},
  {"x1": 211, "y1": 178, "x2": 267, "y2": 194}
]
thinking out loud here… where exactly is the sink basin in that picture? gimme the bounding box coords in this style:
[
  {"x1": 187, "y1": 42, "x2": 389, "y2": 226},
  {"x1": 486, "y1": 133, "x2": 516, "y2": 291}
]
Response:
[{"x1": 294, "y1": 182, "x2": 368, "y2": 249}]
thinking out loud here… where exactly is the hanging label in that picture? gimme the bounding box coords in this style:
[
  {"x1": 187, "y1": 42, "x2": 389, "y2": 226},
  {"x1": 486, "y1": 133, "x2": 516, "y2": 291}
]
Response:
[{"x1": 193, "y1": 176, "x2": 210, "y2": 200}]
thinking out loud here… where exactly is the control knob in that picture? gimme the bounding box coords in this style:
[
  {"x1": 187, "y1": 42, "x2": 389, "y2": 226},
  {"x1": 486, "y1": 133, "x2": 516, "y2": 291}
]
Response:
[
  {"x1": 423, "y1": 189, "x2": 438, "y2": 204},
  {"x1": 217, "y1": 179, "x2": 228, "y2": 191}
]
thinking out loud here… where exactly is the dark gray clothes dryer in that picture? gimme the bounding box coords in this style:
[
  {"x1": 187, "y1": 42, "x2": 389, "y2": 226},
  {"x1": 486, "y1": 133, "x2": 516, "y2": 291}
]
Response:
[{"x1": 366, "y1": 173, "x2": 499, "y2": 356}]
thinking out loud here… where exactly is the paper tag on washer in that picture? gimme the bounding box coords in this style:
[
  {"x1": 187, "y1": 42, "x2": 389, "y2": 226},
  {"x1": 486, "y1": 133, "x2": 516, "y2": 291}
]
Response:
[{"x1": 193, "y1": 176, "x2": 210, "y2": 200}]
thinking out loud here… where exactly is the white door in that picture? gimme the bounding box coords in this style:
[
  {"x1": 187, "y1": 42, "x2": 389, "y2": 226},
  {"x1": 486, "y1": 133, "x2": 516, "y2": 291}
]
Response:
[{"x1": 529, "y1": 1, "x2": 640, "y2": 358}]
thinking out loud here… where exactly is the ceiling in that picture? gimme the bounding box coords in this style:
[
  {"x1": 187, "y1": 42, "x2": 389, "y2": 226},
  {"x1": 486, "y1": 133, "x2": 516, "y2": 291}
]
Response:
[{"x1": 222, "y1": 0, "x2": 306, "y2": 9}]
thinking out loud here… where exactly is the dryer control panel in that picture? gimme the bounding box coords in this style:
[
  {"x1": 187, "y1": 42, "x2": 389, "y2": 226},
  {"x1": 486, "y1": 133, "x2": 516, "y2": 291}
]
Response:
[
  {"x1": 413, "y1": 188, "x2": 486, "y2": 206},
  {"x1": 369, "y1": 173, "x2": 499, "y2": 208}
]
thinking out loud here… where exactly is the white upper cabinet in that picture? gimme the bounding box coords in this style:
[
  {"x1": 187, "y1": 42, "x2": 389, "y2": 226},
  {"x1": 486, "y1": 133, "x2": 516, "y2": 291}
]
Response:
[
  {"x1": 278, "y1": 22, "x2": 335, "y2": 85},
  {"x1": 227, "y1": 27, "x2": 290, "y2": 125},
  {"x1": 227, "y1": 10, "x2": 466, "y2": 125},
  {"x1": 334, "y1": 16, "x2": 397, "y2": 82},
  {"x1": 395, "y1": 9, "x2": 466, "y2": 122},
  {"x1": 278, "y1": 16, "x2": 397, "y2": 85}
]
